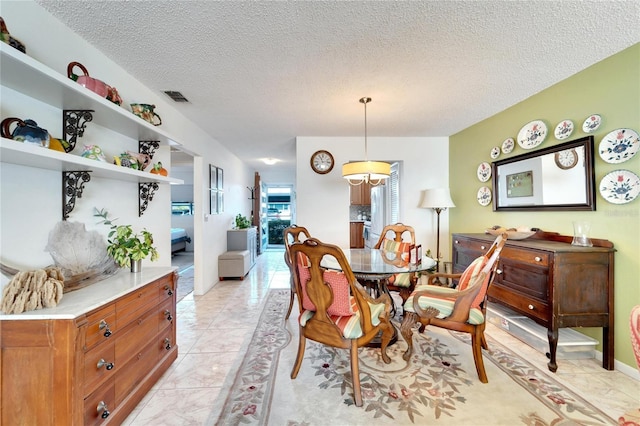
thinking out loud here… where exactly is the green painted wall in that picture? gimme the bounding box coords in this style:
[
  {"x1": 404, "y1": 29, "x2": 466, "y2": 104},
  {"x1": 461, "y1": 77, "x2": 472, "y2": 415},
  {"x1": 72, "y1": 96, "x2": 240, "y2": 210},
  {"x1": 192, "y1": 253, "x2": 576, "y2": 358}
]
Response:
[{"x1": 450, "y1": 43, "x2": 640, "y2": 369}]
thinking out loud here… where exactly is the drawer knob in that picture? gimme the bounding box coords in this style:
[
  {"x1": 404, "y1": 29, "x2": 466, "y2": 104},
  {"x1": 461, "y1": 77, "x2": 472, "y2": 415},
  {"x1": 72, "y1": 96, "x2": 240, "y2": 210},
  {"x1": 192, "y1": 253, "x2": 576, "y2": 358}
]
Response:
[
  {"x1": 99, "y1": 320, "x2": 112, "y2": 338},
  {"x1": 496, "y1": 269, "x2": 502, "y2": 275},
  {"x1": 164, "y1": 309, "x2": 173, "y2": 321},
  {"x1": 164, "y1": 285, "x2": 173, "y2": 296},
  {"x1": 97, "y1": 401, "x2": 110, "y2": 419},
  {"x1": 534, "y1": 256, "x2": 542, "y2": 262},
  {"x1": 528, "y1": 304, "x2": 535, "y2": 310},
  {"x1": 97, "y1": 358, "x2": 114, "y2": 370},
  {"x1": 480, "y1": 245, "x2": 486, "y2": 250},
  {"x1": 454, "y1": 240, "x2": 459, "y2": 244},
  {"x1": 164, "y1": 337, "x2": 172, "y2": 350}
]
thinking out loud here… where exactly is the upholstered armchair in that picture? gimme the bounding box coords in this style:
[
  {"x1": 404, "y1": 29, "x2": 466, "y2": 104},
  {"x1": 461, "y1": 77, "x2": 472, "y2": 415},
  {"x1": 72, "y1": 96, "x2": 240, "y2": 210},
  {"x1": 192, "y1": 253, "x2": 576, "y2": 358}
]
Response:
[
  {"x1": 289, "y1": 238, "x2": 393, "y2": 407},
  {"x1": 400, "y1": 233, "x2": 507, "y2": 383},
  {"x1": 373, "y1": 223, "x2": 420, "y2": 306}
]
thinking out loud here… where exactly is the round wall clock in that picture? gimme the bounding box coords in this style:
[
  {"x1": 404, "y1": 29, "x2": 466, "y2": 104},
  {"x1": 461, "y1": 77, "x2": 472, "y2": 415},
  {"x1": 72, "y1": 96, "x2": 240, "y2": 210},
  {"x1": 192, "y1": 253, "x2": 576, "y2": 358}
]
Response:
[
  {"x1": 310, "y1": 150, "x2": 334, "y2": 174},
  {"x1": 554, "y1": 148, "x2": 578, "y2": 169}
]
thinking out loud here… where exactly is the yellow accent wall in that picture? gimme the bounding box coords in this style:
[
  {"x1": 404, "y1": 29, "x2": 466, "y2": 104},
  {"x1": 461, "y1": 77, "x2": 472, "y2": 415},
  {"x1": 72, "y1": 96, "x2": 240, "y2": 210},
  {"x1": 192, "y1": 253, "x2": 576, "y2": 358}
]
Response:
[{"x1": 450, "y1": 43, "x2": 640, "y2": 369}]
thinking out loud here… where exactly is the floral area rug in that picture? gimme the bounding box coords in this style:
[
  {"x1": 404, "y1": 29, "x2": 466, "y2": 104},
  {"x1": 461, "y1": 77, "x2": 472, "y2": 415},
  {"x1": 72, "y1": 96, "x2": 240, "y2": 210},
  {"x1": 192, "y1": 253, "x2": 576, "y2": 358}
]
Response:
[{"x1": 212, "y1": 289, "x2": 615, "y2": 425}]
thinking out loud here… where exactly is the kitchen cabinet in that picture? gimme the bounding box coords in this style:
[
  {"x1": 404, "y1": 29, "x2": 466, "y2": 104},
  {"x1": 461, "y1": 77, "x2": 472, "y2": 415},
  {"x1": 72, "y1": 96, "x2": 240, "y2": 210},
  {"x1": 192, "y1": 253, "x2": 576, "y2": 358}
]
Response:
[
  {"x1": 452, "y1": 233, "x2": 614, "y2": 373},
  {"x1": 350, "y1": 182, "x2": 371, "y2": 206},
  {"x1": 350, "y1": 222, "x2": 365, "y2": 248},
  {"x1": 0, "y1": 268, "x2": 178, "y2": 425},
  {"x1": 227, "y1": 227, "x2": 257, "y2": 268}
]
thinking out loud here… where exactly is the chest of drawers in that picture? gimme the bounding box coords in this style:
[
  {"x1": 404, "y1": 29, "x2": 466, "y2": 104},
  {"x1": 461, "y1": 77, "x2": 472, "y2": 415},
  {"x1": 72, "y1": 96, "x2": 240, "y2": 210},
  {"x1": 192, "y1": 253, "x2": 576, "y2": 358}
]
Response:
[
  {"x1": 452, "y1": 233, "x2": 615, "y2": 372},
  {"x1": 0, "y1": 268, "x2": 178, "y2": 425}
]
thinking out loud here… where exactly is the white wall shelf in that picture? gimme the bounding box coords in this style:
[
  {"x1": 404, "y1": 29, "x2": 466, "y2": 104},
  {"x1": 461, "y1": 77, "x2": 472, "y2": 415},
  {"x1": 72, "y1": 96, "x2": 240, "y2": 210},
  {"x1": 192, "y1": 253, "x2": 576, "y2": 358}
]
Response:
[{"x1": 0, "y1": 44, "x2": 179, "y2": 146}]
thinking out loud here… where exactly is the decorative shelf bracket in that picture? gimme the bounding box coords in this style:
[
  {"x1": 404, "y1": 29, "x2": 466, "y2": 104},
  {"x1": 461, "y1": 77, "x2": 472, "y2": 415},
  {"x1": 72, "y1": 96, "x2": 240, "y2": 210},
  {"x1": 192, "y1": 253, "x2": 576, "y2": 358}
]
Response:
[
  {"x1": 139, "y1": 182, "x2": 159, "y2": 216},
  {"x1": 62, "y1": 170, "x2": 92, "y2": 220},
  {"x1": 139, "y1": 140, "x2": 160, "y2": 160},
  {"x1": 63, "y1": 109, "x2": 94, "y2": 152}
]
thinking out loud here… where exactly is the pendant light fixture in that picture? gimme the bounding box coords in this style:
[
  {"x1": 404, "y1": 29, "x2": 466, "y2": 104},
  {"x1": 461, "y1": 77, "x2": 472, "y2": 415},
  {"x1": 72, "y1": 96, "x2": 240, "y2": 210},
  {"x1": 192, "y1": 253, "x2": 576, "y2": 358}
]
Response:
[{"x1": 342, "y1": 97, "x2": 391, "y2": 186}]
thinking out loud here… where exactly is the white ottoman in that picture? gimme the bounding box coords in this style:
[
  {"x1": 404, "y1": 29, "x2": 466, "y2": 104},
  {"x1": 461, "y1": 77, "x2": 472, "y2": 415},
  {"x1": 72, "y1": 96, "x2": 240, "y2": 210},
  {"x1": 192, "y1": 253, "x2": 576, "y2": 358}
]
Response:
[{"x1": 218, "y1": 250, "x2": 250, "y2": 280}]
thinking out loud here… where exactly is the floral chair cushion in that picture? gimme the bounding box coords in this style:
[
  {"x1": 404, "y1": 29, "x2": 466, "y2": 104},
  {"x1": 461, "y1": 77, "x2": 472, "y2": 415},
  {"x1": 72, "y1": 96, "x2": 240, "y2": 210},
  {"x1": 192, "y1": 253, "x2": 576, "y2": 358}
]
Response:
[
  {"x1": 299, "y1": 297, "x2": 386, "y2": 339},
  {"x1": 297, "y1": 266, "x2": 353, "y2": 317}
]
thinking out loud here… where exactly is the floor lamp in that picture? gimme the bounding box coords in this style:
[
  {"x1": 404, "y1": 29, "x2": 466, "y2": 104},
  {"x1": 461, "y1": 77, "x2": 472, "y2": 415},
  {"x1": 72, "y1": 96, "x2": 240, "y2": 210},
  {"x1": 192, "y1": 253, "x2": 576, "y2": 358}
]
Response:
[{"x1": 420, "y1": 188, "x2": 455, "y2": 272}]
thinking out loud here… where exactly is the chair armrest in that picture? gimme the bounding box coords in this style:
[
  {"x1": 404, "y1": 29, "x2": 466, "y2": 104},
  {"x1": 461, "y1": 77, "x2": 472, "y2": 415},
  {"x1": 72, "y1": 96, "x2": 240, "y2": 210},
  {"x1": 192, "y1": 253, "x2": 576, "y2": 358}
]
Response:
[
  {"x1": 427, "y1": 272, "x2": 462, "y2": 286},
  {"x1": 413, "y1": 272, "x2": 487, "y2": 322}
]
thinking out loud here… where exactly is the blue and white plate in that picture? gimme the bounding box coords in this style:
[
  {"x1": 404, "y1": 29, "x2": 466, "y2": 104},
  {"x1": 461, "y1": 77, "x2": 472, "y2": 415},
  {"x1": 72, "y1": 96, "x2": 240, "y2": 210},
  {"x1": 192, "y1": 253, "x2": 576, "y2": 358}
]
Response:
[
  {"x1": 599, "y1": 169, "x2": 640, "y2": 204},
  {"x1": 598, "y1": 128, "x2": 639, "y2": 164},
  {"x1": 501, "y1": 137, "x2": 515, "y2": 154},
  {"x1": 582, "y1": 114, "x2": 602, "y2": 133},
  {"x1": 477, "y1": 186, "x2": 492, "y2": 206},
  {"x1": 517, "y1": 120, "x2": 547, "y2": 149},
  {"x1": 554, "y1": 120, "x2": 574, "y2": 140},
  {"x1": 477, "y1": 162, "x2": 491, "y2": 182}
]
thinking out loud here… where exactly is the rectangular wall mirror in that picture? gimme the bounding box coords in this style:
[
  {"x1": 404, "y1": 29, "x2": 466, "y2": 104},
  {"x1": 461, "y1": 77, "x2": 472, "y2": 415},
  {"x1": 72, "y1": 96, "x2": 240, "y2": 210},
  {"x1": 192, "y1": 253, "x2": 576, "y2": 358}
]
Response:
[{"x1": 491, "y1": 136, "x2": 595, "y2": 211}]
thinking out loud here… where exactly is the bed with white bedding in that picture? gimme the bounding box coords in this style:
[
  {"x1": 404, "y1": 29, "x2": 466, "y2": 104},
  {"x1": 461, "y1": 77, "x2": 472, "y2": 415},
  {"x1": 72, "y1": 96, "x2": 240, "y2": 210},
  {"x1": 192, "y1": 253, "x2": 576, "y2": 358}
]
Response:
[{"x1": 171, "y1": 228, "x2": 191, "y2": 254}]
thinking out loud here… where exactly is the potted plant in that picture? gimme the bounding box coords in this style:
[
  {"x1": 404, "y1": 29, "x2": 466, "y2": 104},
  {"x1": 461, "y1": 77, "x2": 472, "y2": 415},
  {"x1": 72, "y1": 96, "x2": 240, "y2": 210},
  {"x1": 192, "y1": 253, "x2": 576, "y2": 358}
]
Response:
[
  {"x1": 95, "y1": 208, "x2": 159, "y2": 271},
  {"x1": 235, "y1": 214, "x2": 251, "y2": 229}
]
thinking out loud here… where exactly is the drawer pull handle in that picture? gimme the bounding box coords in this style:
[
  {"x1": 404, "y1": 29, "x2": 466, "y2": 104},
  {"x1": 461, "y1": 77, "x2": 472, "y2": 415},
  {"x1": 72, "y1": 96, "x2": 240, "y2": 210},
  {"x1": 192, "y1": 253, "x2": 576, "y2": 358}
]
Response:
[
  {"x1": 454, "y1": 240, "x2": 459, "y2": 244},
  {"x1": 164, "y1": 285, "x2": 173, "y2": 296},
  {"x1": 99, "y1": 320, "x2": 112, "y2": 338},
  {"x1": 164, "y1": 337, "x2": 172, "y2": 350},
  {"x1": 534, "y1": 256, "x2": 542, "y2": 262},
  {"x1": 164, "y1": 310, "x2": 173, "y2": 321},
  {"x1": 97, "y1": 401, "x2": 110, "y2": 419},
  {"x1": 528, "y1": 304, "x2": 534, "y2": 310},
  {"x1": 480, "y1": 245, "x2": 486, "y2": 250},
  {"x1": 496, "y1": 269, "x2": 502, "y2": 275},
  {"x1": 97, "y1": 359, "x2": 114, "y2": 370}
]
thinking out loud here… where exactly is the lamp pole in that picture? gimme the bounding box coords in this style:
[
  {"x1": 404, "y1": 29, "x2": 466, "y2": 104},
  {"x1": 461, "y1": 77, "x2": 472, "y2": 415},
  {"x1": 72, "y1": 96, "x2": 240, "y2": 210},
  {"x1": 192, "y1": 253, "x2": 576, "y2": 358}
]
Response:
[{"x1": 433, "y1": 207, "x2": 444, "y2": 272}]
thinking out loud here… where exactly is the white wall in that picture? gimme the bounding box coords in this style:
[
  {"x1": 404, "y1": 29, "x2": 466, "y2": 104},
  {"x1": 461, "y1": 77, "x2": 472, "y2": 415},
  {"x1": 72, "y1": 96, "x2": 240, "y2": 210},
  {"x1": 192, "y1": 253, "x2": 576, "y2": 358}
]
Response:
[
  {"x1": 296, "y1": 136, "x2": 452, "y2": 260},
  {"x1": 0, "y1": 2, "x2": 254, "y2": 295}
]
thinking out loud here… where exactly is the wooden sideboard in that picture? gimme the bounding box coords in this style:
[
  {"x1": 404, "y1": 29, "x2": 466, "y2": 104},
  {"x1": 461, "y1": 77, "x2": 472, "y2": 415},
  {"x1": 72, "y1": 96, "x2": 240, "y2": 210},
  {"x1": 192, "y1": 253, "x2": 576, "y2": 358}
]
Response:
[
  {"x1": 0, "y1": 268, "x2": 178, "y2": 425},
  {"x1": 452, "y1": 232, "x2": 615, "y2": 372}
]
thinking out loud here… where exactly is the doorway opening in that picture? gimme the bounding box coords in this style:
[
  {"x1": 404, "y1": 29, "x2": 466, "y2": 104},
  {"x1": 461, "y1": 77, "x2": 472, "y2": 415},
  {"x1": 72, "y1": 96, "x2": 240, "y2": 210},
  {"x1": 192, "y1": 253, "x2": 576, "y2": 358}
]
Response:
[{"x1": 265, "y1": 185, "x2": 294, "y2": 247}]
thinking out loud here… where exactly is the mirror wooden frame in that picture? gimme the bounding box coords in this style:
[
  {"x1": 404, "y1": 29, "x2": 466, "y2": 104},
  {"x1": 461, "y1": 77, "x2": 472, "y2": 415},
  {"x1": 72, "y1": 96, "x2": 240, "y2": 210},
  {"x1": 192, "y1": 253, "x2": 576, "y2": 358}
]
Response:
[{"x1": 491, "y1": 136, "x2": 596, "y2": 211}]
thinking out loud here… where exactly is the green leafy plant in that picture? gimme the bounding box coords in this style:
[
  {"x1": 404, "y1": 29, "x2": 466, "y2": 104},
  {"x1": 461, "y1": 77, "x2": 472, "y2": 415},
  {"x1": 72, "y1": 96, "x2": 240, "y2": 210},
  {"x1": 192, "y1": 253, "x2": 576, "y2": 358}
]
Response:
[
  {"x1": 95, "y1": 208, "x2": 159, "y2": 268},
  {"x1": 235, "y1": 214, "x2": 251, "y2": 229}
]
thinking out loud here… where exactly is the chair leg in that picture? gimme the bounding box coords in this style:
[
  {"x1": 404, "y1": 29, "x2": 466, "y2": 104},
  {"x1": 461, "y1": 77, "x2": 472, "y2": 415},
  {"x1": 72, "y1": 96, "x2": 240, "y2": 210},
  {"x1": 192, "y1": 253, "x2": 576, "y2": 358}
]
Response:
[
  {"x1": 471, "y1": 327, "x2": 488, "y2": 383},
  {"x1": 350, "y1": 340, "x2": 363, "y2": 407},
  {"x1": 401, "y1": 312, "x2": 418, "y2": 361},
  {"x1": 379, "y1": 321, "x2": 392, "y2": 364},
  {"x1": 291, "y1": 328, "x2": 306, "y2": 379},
  {"x1": 285, "y1": 288, "x2": 295, "y2": 320}
]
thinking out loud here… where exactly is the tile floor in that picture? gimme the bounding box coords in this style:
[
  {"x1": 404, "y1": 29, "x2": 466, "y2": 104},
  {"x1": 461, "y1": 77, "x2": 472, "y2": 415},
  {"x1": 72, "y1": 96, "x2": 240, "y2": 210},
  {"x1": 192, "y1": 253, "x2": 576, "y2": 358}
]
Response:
[{"x1": 124, "y1": 248, "x2": 639, "y2": 425}]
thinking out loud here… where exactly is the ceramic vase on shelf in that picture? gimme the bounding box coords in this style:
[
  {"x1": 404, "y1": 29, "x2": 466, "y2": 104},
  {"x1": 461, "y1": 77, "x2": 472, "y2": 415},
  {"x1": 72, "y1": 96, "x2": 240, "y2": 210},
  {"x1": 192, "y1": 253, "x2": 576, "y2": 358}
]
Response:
[{"x1": 131, "y1": 258, "x2": 142, "y2": 273}]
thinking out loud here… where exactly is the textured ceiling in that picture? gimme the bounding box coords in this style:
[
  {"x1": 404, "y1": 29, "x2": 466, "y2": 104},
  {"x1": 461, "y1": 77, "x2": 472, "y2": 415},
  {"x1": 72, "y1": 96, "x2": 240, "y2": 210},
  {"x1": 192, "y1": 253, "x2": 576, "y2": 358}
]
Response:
[{"x1": 36, "y1": 1, "x2": 640, "y2": 182}]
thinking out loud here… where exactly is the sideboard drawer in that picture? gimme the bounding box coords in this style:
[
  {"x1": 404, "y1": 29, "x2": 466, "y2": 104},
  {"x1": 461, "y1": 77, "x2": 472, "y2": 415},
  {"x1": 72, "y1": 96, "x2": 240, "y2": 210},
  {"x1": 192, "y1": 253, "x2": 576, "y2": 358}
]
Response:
[
  {"x1": 115, "y1": 340, "x2": 157, "y2": 405},
  {"x1": 116, "y1": 282, "x2": 161, "y2": 329},
  {"x1": 84, "y1": 340, "x2": 116, "y2": 397},
  {"x1": 84, "y1": 379, "x2": 115, "y2": 426},
  {"x1": 85, "y1": 305, "x2": 116, "y2": 351},
  {"x1": 115, "y1": 307, "x2": 159, "y2": 366},
  {"x1": 488, "y1": 284, "x2": 550, "y2": 323},
  {"x1": 501, "y1": 246, "x2": 549, "y2": 267}
]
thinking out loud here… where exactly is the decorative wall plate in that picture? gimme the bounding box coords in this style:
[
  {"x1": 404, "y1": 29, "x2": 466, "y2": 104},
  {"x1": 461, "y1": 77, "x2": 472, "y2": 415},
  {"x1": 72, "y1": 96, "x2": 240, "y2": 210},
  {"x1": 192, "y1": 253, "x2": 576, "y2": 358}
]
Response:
[
  {"x1": 477, "y1": 186, "x2": 492, "y2": 206},
  {"x1": 599, "y1": 169, "x2": 640, "y2": 204},
  {"x1": 554, "y1": 120, "x2": 574, "y2": 140},
  {"x1": 490, "y1": 146, "x2": 500, "y2": 159},
  {"x1": 517, "y1": 120, "x2": 547, "y2": 149},
  {"x1": 598, "y1": 128, "x2": 639, "y2": 164},
  {"x1": 477, "y1": 162, "x2": 491, "y2": 182},
  {"x1": 582, "y1": 114, "x2": 602, "y2": 133},
  {"x1": 501, "y1": 137, "x2": 515, "y2": 154}
]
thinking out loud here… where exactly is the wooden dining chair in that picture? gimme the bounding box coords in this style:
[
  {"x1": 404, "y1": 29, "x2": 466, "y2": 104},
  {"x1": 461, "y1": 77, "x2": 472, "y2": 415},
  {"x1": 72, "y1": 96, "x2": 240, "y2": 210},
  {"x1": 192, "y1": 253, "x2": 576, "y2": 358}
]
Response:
[
  {"x1": 400, "y1": 233, "x2": 507, "y2": 383},
  {"x1": 373, "y1": 223, "x2": 419, "y2": 305},
  {"x1": 289, "y1": 238, "x2": 393, "y2": 407},
  {"x1": 283, "y1": 224, "x2": 312, "y2": 319}
]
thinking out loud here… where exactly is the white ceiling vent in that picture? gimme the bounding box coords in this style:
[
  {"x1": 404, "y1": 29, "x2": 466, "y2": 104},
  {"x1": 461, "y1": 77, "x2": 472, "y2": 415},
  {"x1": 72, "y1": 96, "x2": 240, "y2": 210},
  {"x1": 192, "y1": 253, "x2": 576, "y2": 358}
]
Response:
[{"x1": 163, "y1": 91, "x2": 189, "y2": 102}]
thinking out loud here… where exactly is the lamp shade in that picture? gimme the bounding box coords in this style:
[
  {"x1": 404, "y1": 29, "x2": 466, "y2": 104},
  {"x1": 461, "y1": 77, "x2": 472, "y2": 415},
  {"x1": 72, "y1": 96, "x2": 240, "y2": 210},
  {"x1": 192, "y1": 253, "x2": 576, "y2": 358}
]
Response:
[
  {"x1": 342, "y1": 160, "x2": 391, "y2": 182},
  {"x1": 420, "y1": 188, "x2": 455, "y2": 209}
]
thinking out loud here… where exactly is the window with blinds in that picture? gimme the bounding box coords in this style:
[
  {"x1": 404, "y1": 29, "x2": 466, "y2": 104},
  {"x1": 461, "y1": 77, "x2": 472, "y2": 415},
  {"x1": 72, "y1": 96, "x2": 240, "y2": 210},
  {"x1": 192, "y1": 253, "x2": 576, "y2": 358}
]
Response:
[{"x1": 388, "y1": 162, "x2": 400, "y2": 224}]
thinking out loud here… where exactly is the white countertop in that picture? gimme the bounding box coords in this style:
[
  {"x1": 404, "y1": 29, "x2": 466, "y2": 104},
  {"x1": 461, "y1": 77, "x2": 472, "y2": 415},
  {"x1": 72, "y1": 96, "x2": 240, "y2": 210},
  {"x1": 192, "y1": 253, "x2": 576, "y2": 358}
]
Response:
[{"x1": 0, "y1": 267, "x2": 176, "y2": 320}]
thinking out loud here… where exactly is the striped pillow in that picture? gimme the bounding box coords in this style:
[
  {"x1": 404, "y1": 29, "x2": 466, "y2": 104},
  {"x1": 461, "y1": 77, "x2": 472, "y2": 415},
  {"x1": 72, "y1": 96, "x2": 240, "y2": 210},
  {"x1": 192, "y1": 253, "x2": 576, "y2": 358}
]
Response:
[
  {"x1": 299, "y1": 297, "x2": 386, "y2": 339},
  {"x1": 457, "y1": 256, "x2": 487, "y2": 291},
  {"x1": 297, "y1": 267, "x2": 353, "y2": 317}
]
